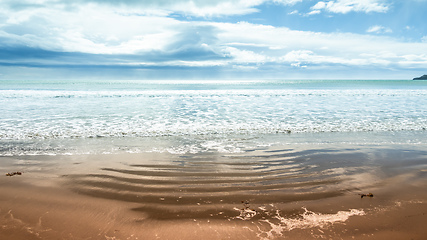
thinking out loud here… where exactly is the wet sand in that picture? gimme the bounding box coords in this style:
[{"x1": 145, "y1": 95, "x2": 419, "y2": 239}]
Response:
[{"x1": 1, "y1": 144, "x2": 427, "y2": 239}]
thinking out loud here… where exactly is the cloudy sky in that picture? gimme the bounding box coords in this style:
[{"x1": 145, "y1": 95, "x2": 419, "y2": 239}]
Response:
[{"x1": 1, "y1": 0, "x2": 426, "y2": 80}]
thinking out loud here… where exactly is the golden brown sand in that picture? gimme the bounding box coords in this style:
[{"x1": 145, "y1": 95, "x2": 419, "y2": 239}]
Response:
[{"x1": 1, "y1": 146, "x2": 427, "y2": 239}]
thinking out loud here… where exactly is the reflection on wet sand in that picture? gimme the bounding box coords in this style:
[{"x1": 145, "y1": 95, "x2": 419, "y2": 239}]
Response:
[
  {"x1": 65, "y1": 147, "x2": 383, "y2": 221},
  {"x1": 1, "y1": 144, "x2": 427, "y2": 239}
]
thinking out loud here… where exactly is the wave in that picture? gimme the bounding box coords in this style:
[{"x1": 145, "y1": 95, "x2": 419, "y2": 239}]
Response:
[
  {"x1": 1, "y1": 116, "x2": 426, "y2": 141},
  {"x1": 2, "y1": 82, "x2": 427, "y2": 147},
  {"x1": 2, "y1": 89, "x2": 427, "y2": 99}
]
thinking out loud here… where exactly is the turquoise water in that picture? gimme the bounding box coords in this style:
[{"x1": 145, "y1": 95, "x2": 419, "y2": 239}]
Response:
[{"x1": 1, "y1": 79, "x2": 426, "y2": 155}]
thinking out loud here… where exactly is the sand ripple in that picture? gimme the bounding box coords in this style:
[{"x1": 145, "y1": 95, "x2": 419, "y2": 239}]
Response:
[{"x1": 66, "y1": 147, "x2": 377, "y2": 221}]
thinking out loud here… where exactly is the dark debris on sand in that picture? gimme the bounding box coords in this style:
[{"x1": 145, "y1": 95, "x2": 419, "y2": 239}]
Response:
[
  {"x1": 5, "y1": 172, "x2": 23, "y2": 177},
  {"x1": 359, "y1": 193, "x2": 374, "y2": 198}
]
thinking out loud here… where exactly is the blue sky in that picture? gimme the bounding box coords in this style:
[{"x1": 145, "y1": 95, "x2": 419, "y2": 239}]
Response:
[{"x1": 0, "y1": 0, "x2": 426, "y2": 80}]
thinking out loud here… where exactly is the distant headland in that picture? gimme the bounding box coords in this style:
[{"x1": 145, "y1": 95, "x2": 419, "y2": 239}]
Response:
[{"x1": 413, "y1": 75, "x2": 427, "y2": 80}]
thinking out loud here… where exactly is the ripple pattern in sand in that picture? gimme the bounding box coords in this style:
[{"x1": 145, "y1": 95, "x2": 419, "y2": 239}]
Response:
[{"x1": 66, "y1": 148, "x2": 376, "y2": 220}]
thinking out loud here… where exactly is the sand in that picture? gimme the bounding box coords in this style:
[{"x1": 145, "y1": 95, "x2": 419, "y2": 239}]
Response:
[{"x1": 1, "y1": 145, "x2": 427, "y2": 239}]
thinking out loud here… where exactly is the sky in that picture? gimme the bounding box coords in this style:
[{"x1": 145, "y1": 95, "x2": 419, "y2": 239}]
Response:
[{"x1": 0, "y1": 0, "x2": 426, "y2": 80}]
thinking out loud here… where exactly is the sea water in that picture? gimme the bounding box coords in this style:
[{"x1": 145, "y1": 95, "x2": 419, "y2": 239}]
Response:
[{"x1": 1, "y1": 79, "x2": 426, "y2": 156}]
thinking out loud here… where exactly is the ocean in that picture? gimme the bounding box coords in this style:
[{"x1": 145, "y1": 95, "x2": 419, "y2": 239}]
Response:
[{"x1": 1, "y1": 79, "x2": 426, "y2": 156}]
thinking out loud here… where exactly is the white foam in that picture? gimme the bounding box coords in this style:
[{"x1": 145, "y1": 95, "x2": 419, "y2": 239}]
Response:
[
  {"x1": 2, "y1": 88, "x2": 427, "y2": 99},
  {"x1": 258, "y1": 208, "x2": 365, "y2": 239},
  {"x1": 234, "y1": 207, "x2": 257, "y2": 221},
  {"x1": 201, "y1": 141, "x2": 244, "y2": 153}
]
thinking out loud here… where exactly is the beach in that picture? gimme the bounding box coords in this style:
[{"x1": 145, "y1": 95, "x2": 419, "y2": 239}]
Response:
[
  {"x1": 1, "y1": 79, "x2": 427, "y2": 239},
  {"x1": 1, "y1": 139, "x2": 427, "y2": 239},
  {"x1": 2, "y1": 0, "x2": 427, "y2": 237}
]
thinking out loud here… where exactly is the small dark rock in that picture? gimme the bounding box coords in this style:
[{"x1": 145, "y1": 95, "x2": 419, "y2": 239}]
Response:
[
  {"x1": 5, "y1": 172, "x2": 23, "y2": 177},
  {"x1": 359, "y1": 193, "x2": 374, "y2": 198}
]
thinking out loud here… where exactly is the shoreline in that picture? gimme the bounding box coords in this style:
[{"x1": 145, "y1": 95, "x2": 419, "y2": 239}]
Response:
[{"x1": 1, "y1": 143, "x2": 427, "y2": 239}]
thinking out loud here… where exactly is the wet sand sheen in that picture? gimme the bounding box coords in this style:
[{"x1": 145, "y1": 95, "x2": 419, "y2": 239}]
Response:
[{"x1": 1, "y1": 144, "x2": 427, "y2": 239}]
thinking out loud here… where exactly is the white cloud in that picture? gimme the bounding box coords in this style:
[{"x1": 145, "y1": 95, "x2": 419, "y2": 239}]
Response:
[
  {"x1": 367, "y1": 25, "x2": 393, "y2": 34},
  {"x1": 0, "y1": 0, "x2": 301, "y2": 18},
  {"x1": 167, "y1": 0, "x2": 262, "y2": 17},
  {"x1": 273, "y1": 0, "x2": 303, "y2": 5},
  {"x1": 279, "y1": 50, "x2": 371, "y2": 66},
  {"x1": 311, "y1": 0, "x2": 389, "y2": 14},
  {"x1": 223, "y1": 46, "x2": 268, "y2": 63},
  {"x1": 401, "y1": 54, "x2": 427, "y2": 61},
  {"x1": 1, "y1": 0, "x2": 427, "y2": 73},
  {"x1": 281, "y1": 50, "x2": 315, "y2": 62},
  {"x1": 398, "y1": 54, "x2": 427, "y2": 68},
  {"x1": 308, "y1": 10, "x2": 321, "y2": 15},
  {"x1": 0, "y1": 4, "x2": 182, "y2": 54},
  {"x1": 215, "y1": 21, "x2": 427, "y2": 69},
  {"x1": 312, "y1": 1, "x2": 327, "y2": 10}
]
